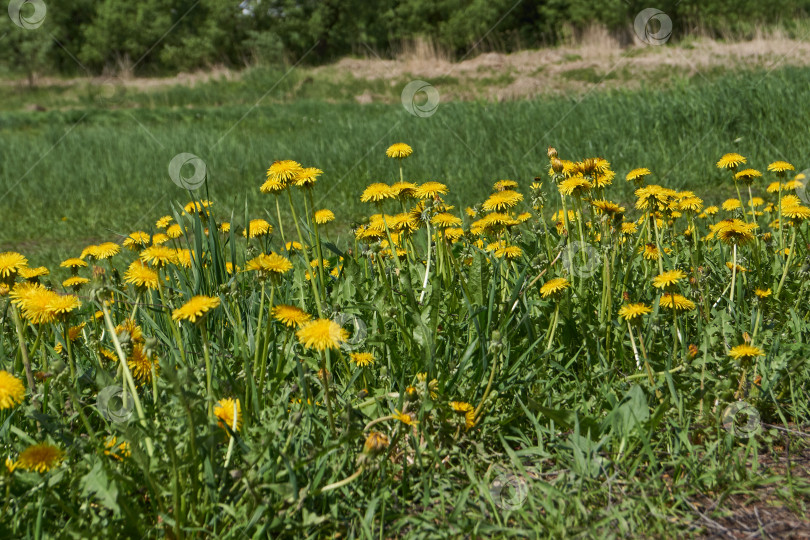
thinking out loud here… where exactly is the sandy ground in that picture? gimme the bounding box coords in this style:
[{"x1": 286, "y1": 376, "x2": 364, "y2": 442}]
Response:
[
  {"x1": 6, "y1": 35, "x2": 810, "y2": 104},
  {"x1": 319, "y1": 36, "x2": 810, "y2": 101}
]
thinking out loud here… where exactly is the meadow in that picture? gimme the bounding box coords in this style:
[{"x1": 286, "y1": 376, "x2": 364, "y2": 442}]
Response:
[
  {"x1": 0, "y1": 62, "x2": 809, "y2": 538},
  {"x1": 4, "y1": 65, "x2": 810, "y2": 263}
]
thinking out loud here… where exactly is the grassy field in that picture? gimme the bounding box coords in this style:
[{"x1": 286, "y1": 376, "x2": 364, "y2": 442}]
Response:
[
  {"x1": 1, "y1": 60, "x2": 810, "y2": 538},
  {"x1": 3, "y1": 65, "x2": 810, "y2": 265}
]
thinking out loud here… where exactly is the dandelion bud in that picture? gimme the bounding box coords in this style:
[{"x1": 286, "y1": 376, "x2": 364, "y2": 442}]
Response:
[
  {"x1": 51, "y1": 358, "x2": 66, "y2": 374},
  {"x1": 404, "y1": 386, "x2": 418, "y2": 402},
  {"x1": 551, "y1": 158, "x2": 564, "y2": 174},
  {"x1": 363, "y1": 431, "x2": 389, "y2": 455},
  {"x1": 357, "y1": 388, "x2": 368, "y2": 399},
  {"x1": 688, "y1": 344, "x2": 698, "y2": 359},
  {"x1": 547, "y1": 146, "x2": 558, "y2": 159}
]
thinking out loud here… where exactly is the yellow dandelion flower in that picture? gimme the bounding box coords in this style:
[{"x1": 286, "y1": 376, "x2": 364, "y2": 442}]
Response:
[
  {"x1": 123, "y1": 231, "x2": 151, "y2": 250},
  {"x1": 712, "y1": 219, "x2": 757, "y2": 245},
  {"x1": 754, "y1": 288, "x2": 772, "y2": 299},
  {"x1": 62, "y1": 276, "x2": 89, "y2": 289},
  {"x1": 272, "y1": 305, "x2": 311, "y2": 327},
  {"x1": 431, "y1": 212, "x2": 462, "y2": 228},
  {"x1": 267, "y1": 160, "x2": 303, "y2": 184},
  {"x1": 493, "y1": 179, "x2": 518, "y2": 191},
  {"x1": 767, "y1": 161, "x2": 794, "y2": 174},
  {"x1": 349, "y1": 352, "x2": 375, "y2": 367},
  {"x1": 659, "y1": 293, "x2": 696, "y2": 312},
  {"x1": 386, "y1": 143, "x2": 413, "y2": 159},
  {"x1": 156, "y1": 216, "x2": 172, "y2": 228},
  {"x1": 722, "y1": 199, "x2": 741, "y2": 212},
  {"x1": 59, "y1": 258, "x2": 86, "y2": 270},
  {"x1": 151, "y1": 233, "x2": 169, "y2": 245},
  {"x1": 128, "y1": 344, "x2": 158, "y2": 384},
  {"x1": 104, "y1": 437, "x2": 131, "y2": 461},
  {"x1": 393, "y1": 409, "x2": 418, "y2": 426},
  {"x1": 314, "y1": 209, "x2": 335, "y2": 224},
  {"x1": 734, "y1": 169, "x2": 762, "y2": 183},
  {"x1": 414, "y1": 181, "x2": 448, "y2": 199},
  {"x1": 16, "y1": 443, "x2": 63, "y2": 473},
  {"x1": 214, "y1": 398, "x2": 241, "y2": 433},
  {"x1": 361, "y1": 183, "x2": 397, "y2": 203},
  {"x1": 591, "y1": 199, "x2": 625, "y2": 215},
  {"x1": 540, "y1": 277, "x2": 570, "y2": 298},
  {"x1": 243, "y1": 219, "x2": 272, "y2": 238},
  {"x1": 296, "y1": 318, "x2": 347, "y2": 351},
  {"x1": 717, "y1": 153, "x2": 746, "y2": 170},
  {"x1": 124, "y1": 261, "x2": 159, "y2": 290},
  {"x1": 140, "y1": 245, "x2": 177, "y2": 267},
  {"x1": 391, "y1": 181, "x2": 418, "y2": 199},
  {"x1": 165, "y1": 224, "x2": 184, "y2": 239},
  {"x1": 618, "y1": 303, "x2": 652, "y2": 321},
  {"x1": 172, "y1": 295, "x2": 221, "y2": 323},
  {"x1": 558, "y1": 176, "x2": 591, "y2": 197},
  {"x1": 652, "y1": 270, "x2": 686, "y2": 289},
  {"x1": 626, "y1": 167, "x2": 652, "y2": 183},
  {"x1": 494, "y1": 245, "x2": 523, "y2": 259},
  {"x1": 293, "y1": 167, "x2": 323, "y2": 188},
  {"x1": 19, "y1": 267, "x2": 49, "y2": 281},
  {"x1": 728, "y1": 344, "x2": 765, "y2": 361},
  {"x1": 0, "y1": 252, "x2": 28, "y2": 281},
  {"x1": 482, "y1": 190, "x2": 523, "y2": 212},
  {"x1": 0, "y1": 371, "x2": 25, "y2": 409}
]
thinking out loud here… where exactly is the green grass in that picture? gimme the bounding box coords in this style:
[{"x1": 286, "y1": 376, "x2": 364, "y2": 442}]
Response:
[{"x1": 3, "y1": 66, "x2": 810, "y2": 265}]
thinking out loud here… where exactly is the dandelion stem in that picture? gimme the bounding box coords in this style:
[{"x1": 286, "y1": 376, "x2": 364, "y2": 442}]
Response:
[
  {"x1": 101, "y1": 302, "x2": 153, "y2": 458},
  {"x1": 201, "y1": 324, "x2": 214, "y2": 418},
  {"x1": 319, "y1": 350, "x2": 336, "y2": 437},
  {"x1": 420, "y1": 220, "x2": 432, "y2": 303},
  {"x1": 11, "y1": 305, "x2": 36, "y2": 392},
  {"x1": 775, "y1": 228, "x2": 796, "y2": 300},
  {"x1": 730, "y1": 243, "x2": 737, "y2": 305},
  {"x1": 545, "y1": 303, "x2": 560, "y2": 350},
  {"x1": 319, "y1": 466, "x2": 365, "y2": 493}
]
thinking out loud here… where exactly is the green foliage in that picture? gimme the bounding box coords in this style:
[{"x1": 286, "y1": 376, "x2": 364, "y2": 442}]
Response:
[{"x1": 4, "y1": 0, "x2": 810, "y2": 77}]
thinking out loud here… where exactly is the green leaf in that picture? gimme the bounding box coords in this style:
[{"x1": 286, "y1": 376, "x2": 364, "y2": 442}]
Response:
[{"x1": 80, "y1": 461, "x2": 120, "y2": 516}]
